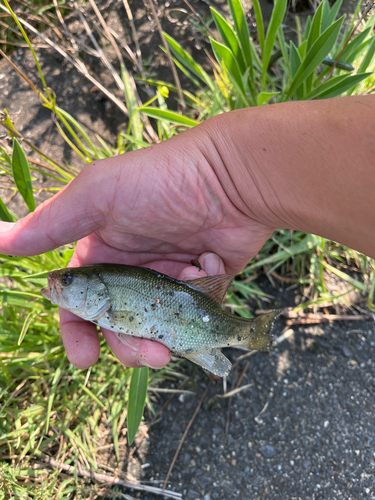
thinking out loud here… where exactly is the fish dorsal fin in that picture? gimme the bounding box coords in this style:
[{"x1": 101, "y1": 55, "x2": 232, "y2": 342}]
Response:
[{"x1": 185, "y1": 274, "x2": 234, "y2": 304}]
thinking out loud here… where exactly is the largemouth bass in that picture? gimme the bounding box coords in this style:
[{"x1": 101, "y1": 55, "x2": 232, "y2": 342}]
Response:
[{"x1": 41, "y1": 264, "x2": 278, "y2": 377}]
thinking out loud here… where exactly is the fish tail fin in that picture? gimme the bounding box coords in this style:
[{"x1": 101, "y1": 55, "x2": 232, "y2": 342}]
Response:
[{"x1": 241, "y1": 310, "x2": 280, "y2": 351}]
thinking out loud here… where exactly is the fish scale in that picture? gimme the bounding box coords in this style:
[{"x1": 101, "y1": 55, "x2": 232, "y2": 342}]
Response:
[{"x1": 41, "y1": 264, "x2": 279, "y2": 376}]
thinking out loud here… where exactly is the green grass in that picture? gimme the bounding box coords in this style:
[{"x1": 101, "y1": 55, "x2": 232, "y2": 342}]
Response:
[{"x1": 0, "y1": 0, "x2": 375, "y2": 496}]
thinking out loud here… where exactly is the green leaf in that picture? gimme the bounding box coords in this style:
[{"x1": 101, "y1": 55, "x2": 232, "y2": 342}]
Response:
[
  {"x1": 306, "y1": 2, "x2": 324, "y2": 94},
  {"x1": 0, "y1": 289, "x2": 40, "y2": 308},
  {"x1": 18, "y1": 311, "x2": 37, "y2": 346},
  {"x1": 262, "y1": 0, "x2": 287, "y2": 88},
  {"x1": 307, "y1": 1, "x2": 323, "y2": 52},
  {"x1": 339, "y1": 27, "x2": 372, "y2": 64},
  {"x1": 121, "y1": 63, "x2": 143, "y2": 148},
  {"x1": 323, "y1": 262, "x2": 368, "y2": 292},
  {"x1": 252, "y1": 0, "x2": 265, "y2": 54},
  {"x1": 44, "y1": 361, "x2": 62, "y2": 434},
  {"x1": 285, "y1": 16, "x2": 345, "y2": 100},
  {"x1": 358, "y1": 37, "x2": 375, "y2": 73},
  {"x1": 298, "y1": 40, "x2": 308, "y2": 60},
  {"x1": 257, "y1": 91, "x2": 279, "y2": 106},
  {"x1": 228, "y1": 0, "x2": 253, "y2": 69},
  {"x1": 127, "y1": 367, "x2": 149, "y2": 446},
  {"x1": 11, "y1": 138, "x2": 36, "y2": 212},
  {"x1": 210, "y1": 8, "x2": 246, "y2": 74},
  {"x1": 277, "y1": 25, "x2": 289, "y2": 71},
  {"x1": 210, "y1": 38, "x2": 248, "y2": 103},
  {"x1": 139, "y1": 107, "x2": 199, "y2": 127},
  {"x1": 0, "y1": 146, "x2": 12, "y2": 167},
  {"x1": 0, "y1": 196, "x2": 17, "y2": 222},
  {"x1": 321, "y1": 0, "x2": 343, "y2": 33},
  {"x1": 56, "y1": 107, "x2": 99, "y2": 157},
  {"x1": 163, "y1": 32, "x2": 215, "y2": 91},
  {"x1": 305, "y1": 72, "x2": 372, "y2": 100},
  {"x1": 303, "y1": 16, "x2": 312, "y2": 42},
  {"x1": 290, "y1": 41, "x2": 302, "y2": 78}
]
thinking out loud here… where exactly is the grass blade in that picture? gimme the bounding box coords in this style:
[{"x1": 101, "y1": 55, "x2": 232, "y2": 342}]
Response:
[
  {"x1": 339, "y1": 27, "x2": 372, "y2": 64},
  {"x1": 210, "y1": 7, "x2": 246, "y2": 73},
  {"x1": 127, "y1": 367, "x2": 148, "y2": 445},
  {"x1": 277, "y1": 25, "x2": 289, "y2": 73},
  {"x1": 228, "y1": 0, "x2": 253, "y2": 69},
  {"x1": 262, "y1": 0, "x2": 287, "y2": 89},
  {"x1": 18, "y1": 311, "x2": 37, "y2": 346},
  {"x1": 306, "y1": 1, "x2": 323, "y2": 52},
  {"x1": 323, "y1": 262, "x2": 368, "y2": 292},
  {"x1": 285, "y1": 16, "x2": 345, "y2": 100},
  {"x1": 304, "y1": 72, "x2": 372, "y2": 100},
  {"x1": 138, "y1": 107, "x2": 199, "y2": 127},
  {"x1": 257, "y1": 91, "x2": 279, "y2": 105},
  {"x1": 290, "y1": 41, "x2": 302, "y2": 78},
  {"x1": 322, "y1": 0, "x2": 343, "y2": 32},
  {"x1": 0, "y1": 196, "x2": 17, "y2": 222},
  {"x1": 210, "y1": 38, "x2": 248, "y2": 102},
  {"x1": 121, "y1": 63, "x2": 143, "y2": 146},
  {"x1": 163, "y1": 32, "x2": 215, "y2": 91},
  {"x1": 11, "y1": 138, "x2": 36, "y2": 212},
  {"x1": 252, "y1": 0, "x2": 265, "y2": 54},
  {"x1": 358, "y1": 37, "x2": 375, "y2": 73}
]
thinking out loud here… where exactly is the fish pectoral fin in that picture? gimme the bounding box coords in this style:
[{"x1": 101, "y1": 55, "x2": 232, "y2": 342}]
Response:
[{"x1": 182, "y1": 349, "x2": 232, "y2": 377}]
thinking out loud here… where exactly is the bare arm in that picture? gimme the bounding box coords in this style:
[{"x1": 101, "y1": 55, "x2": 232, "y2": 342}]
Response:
[{"x1": 204, "y1": 95, "x2": 375, "y2": 258}]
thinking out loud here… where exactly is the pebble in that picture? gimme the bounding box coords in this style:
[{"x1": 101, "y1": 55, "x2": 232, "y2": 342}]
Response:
[
  {"x1": 342, "y1": 346, "x2": 352, "y2": 357},
  {"x1": 259, "y1": 445, "x2": 277, "y2": 458}
]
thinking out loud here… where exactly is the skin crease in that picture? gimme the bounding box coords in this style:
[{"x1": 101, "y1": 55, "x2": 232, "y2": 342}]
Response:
[{"x1": 0, "y1": 96, "x2": 374, "y2": 369}]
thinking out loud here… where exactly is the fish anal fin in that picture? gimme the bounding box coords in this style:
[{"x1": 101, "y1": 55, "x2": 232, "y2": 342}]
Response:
[
  {"x1": 184, "y1": 274, "x2": 234, "y2": 304},
  {"x1": 182, "y1": 349, "x2": 232, "y2": 377}
]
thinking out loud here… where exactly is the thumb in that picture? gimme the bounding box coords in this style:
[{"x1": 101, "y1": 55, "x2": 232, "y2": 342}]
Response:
[{"x1": 0, "y1": 162, "x2": 107, "y2": 256}]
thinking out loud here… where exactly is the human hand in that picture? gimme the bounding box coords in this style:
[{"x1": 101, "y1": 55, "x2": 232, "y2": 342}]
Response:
[{"x1": 0, "y1": 121, "x2": 277, "y2": 370}]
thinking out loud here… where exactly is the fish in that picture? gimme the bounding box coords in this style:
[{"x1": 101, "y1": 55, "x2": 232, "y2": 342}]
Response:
[{"x1": 41, "y1": 264, "x2": 279, "y2": 377}]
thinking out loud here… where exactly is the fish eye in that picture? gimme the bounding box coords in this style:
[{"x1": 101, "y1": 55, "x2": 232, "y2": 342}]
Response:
[{"x1": 61, "y1": 272, "x2": 73, "y2": 286}]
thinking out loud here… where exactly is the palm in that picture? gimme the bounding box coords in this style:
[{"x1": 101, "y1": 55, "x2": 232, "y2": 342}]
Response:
[{"x1": 71, "y1": 144, "x2": 273, "y2": 276}]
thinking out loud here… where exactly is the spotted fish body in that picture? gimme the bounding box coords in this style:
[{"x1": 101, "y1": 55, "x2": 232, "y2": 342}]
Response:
[{"x1": 41, "y1": 264, "x2": 278, "y2": 377}]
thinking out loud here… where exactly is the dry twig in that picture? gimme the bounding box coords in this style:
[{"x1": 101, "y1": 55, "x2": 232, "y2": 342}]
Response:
[
  {"x1": 145, "y1": 0, "x2": 185, "y2": 109},
  {"x1": 39, "y1": 456, "x2": 182, "y2": 499},
  {"x1": 122, "y1": 0, "x2": 143, "y2": 72}
]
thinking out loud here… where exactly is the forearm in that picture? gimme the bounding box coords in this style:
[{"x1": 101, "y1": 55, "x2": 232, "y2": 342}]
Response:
[{"x1": 205, "y1": 96, "x2": 375, "y2": 258}]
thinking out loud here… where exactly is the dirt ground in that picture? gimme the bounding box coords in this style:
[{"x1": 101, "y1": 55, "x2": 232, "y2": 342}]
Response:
[
  {"x1": 142, "y1": 283, "x2": 375, "y2": 500},
  {"x1": 1, "y1": 1, "x2": 374, "y2": 499}
]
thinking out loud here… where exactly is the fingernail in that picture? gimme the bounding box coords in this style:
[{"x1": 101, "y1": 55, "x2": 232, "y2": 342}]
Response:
[
  {"x1": 202, "y1": 253, "x2": 223, "y2": 275},
  {"x1": 116, "y1": 332, "x2": 139, "y2": 351},
  {"x1": 184, "y1": 274, "x2": 202, "y2": 281},
  {"x1": 137, "y1": 359, "x2": 163, "y2": 369},
  {"x1": 0, "y1": 222, "x2": 16, "y2": 232}
]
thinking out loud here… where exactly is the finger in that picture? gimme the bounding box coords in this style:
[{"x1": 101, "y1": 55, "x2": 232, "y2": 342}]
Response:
[
  {"x1": 178, "y1": 252, "x2": 226, "y2": 281},
  {"x1": 102, "y1": 329, "x2": 171, "y2": 369},
  {"x1": 59, "y1": 308, "x2": 101, "y2": 370},
  {"x1": 0, "y1": 162, "x2": 107, "y2": 256}
]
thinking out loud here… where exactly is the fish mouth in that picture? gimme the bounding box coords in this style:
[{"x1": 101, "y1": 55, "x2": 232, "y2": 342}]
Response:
[
  {"x1": 41, "y1": 273, "x2": 62, "y2": 305},
  {"x1": 41, "y1": 286, "x2": 51, "y2": 300}
]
